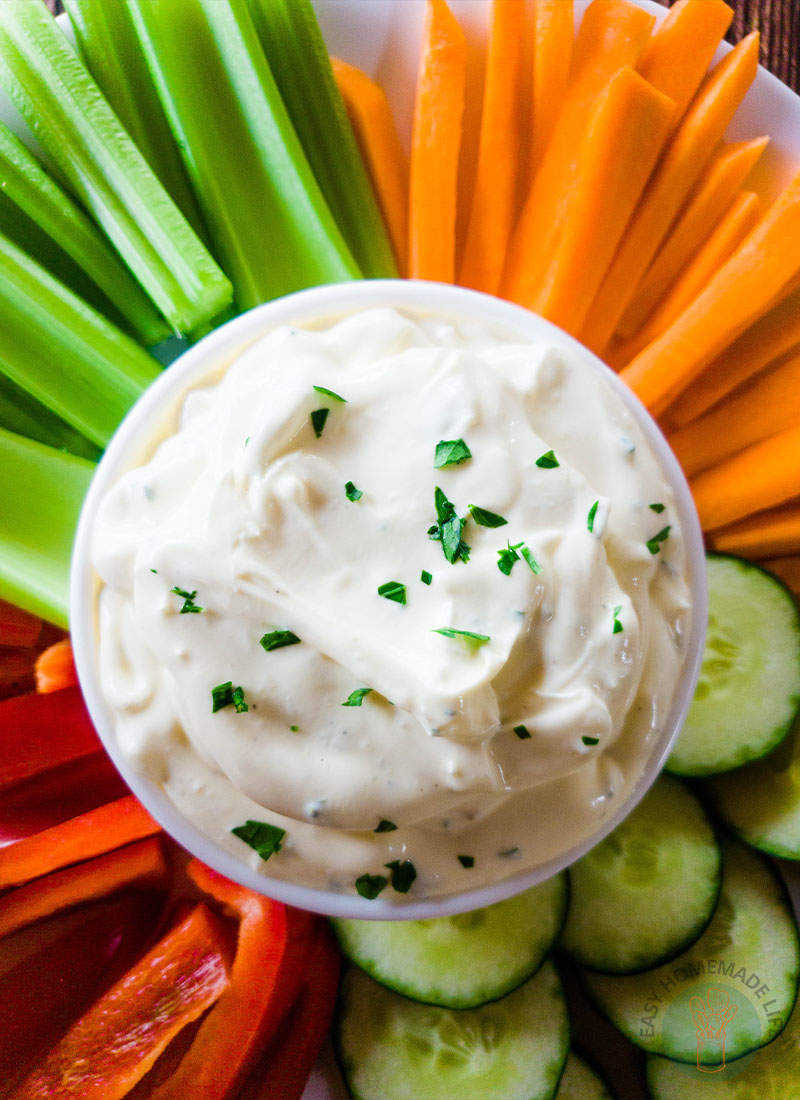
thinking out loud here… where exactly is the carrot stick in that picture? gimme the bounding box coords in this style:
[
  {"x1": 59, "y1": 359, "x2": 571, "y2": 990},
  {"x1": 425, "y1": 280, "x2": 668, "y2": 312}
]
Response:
[
  {"x1": 530, "y1": 68, "x2": 675, "y2": 334},
  {"x1": 610, "y1": 189, "x2": 762, "y2": 366},
  {"x1": 619, "y1": 136, "x2": 768, "y2": 338},
  {"x1": 690, "y1": 424, "x2": 800, "y2": 531},
  {"x1": 580, "y1": 32, "x2": 760, "y2": 357},
  {"x1": 34, "y1": 636, "x2": 77, "y2": 693},
  {"x1": 0, "y1": 599, "x2": 43, "y2": 647},
  {"x1": 637, "y1": 0, "x2": 734, "y2": 127},
  {"x1": 621, "y1": 166, "x2": 800, "y2": 416},
  {"x1": 0, "y1": 836, "x2": 168, "y2": 940},
  {"x1": 458, "y1": 0, "x2": 526, "y2": 295},
  {"x1": 707, "y1": 502, "x2": 800, "y2": 558},
  {"x1": 761, "y1": 556, "x2": 800, "y2": 596},
  {"x1": 502, "y1": 0, "x2": 655, "y2": 305},
  {"x1": 0, "y1": 795, "x2": 161, "y2": 891},
  {"x1": 408, "y1": 0, "x2": 468, "y2": 282},
  {"x1": 665, "y1": 279, "x2": 800, "y2": 429},
  {"x1": 528, "y1": 0, "x2": 574, "y2": 177},
  {"x1": 331, "y1": 59, "x2": 409, "y2": 275}
]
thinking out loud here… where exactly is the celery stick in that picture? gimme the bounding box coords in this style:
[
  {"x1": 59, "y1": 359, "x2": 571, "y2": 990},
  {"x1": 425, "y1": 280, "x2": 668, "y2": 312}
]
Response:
[
  {"x1": 0, "y1": 428, "x2": 94, "y2": 628},
  {"x1": 245, "y1": 0, "x2": 397, "y2": 279},
  {"x1": 63, "y1": 0, "x2": 210, "y2": 248},
  {"x1": 125, "y1": 0, "x2": 360, "y2": 310},
  {"x1": 0, "y1": 229, "x2": 160, "y2": 448},
  {"x1": 0, "y1": 373, "x2": 101, "y2": 462},
  {"x1": 0, "y1": 1, "x2": 232, "y2": 334},
  {"x1": 0, "y1": 120, "x2": 169, "y2": 347}
]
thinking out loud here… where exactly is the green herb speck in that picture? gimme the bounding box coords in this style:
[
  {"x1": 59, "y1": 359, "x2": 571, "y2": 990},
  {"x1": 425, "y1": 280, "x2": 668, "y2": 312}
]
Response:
[
  {"x1": 343, "y1": 687, "x2": 373, "y2": 707},
  {"x1": 345, "y1": 480, "x2": 363, "y2": 501},
  {"x1": 377, "y1": 581, "x2": 406, "y2": 605},
  {"x1": 646, "y1": 525, "x2": 671, "y2": 555},
  {"x1": 231, "y1": 819, "x2": 285, "y2": 861},
  {"x1": 587, "y1": 500, "x2": 599, "y2": 533},
  {"x1": 313, "y1": 385, "x2": 346, "y2": 403},
  {"x1": 458, "y1": 854, "x2": 475, "y2": 868},
  {"x1": 310, "y1": 408, "x2": 329, "y2": 437},
  {"x1": 420, "y1": 570, "x2": 433, "y2": 586},
  {"x1": 536, "y1": 450, "x2": 559, "y2": 469},
  {"x1": 385, "y1": 859, "x2": 417, "y2": 893},
  {"x1": 514, "y1": 724, "x2": 531, "y2": 740},
  {"x1": 434, "y1": 438, "x2": 472, "y2": 468},
  {"x1": 355, "y1": 873, "x2": 388, "y2": 900},
  {"x1": 260, "y1": 629, "x2": 301, "y2": 652},
  {"x1": 374, "y1": 819, "x2": 397, "y2": 833}
]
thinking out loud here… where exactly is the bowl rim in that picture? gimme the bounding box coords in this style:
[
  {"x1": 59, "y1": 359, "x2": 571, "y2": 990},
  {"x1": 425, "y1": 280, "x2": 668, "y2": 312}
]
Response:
[{"x1": 70, "y1": 278, "x2": 708, "y2": 920}]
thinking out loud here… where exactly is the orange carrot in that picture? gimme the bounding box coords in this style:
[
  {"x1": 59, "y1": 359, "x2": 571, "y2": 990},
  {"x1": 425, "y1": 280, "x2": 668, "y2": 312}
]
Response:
[
  {"x1": 332, "y1": 59, "x2": 409, "y2": 275},
  {"x1": 34, "y1": 636, "x2": 78, "y2": 693},
  {"x1": 610, "y1": 189, "x2": 761, "y2": 366},
  {"x1": 408, "y1": 0, "x2": 468, "y2": 282},
  {"x1": 0, "y1": 599, "x2": 43, "y2": 647},
  {"x1": 691, "y1": 424, "x2": 800, "y2": 532},
  {"x1": 761, "y1": 556, "x2": 800, "y2": 596},
  {"x1": 621, "y1": 166, "x2": 800, "y2": 417},
  {"x1": 580, "y1": 32, "x2": 760, "y2": 356},
  {"x1": 528, "y1": 0, "x2": 574, "y2": 177},
  {"x1": 637, "y1": 0, "x2": 734, "y2": 127},
  {"x1": 530, "y1": 68, "x2": 675, "y2": 334},
  {"x1": 458, "y1": 0, "x2": 526, "y2": 295},
  {"x1": 0, "y1": 795, "x2": 161, "y2": 891},
  {"x1": 707, "y1": 502, "x2": 800, "y2": 558},
  {"x1": 502, "y1": 0, "x2": 655, "y2": 305},
  {"x1": 619, "y1": 136, "x2": 768, "y2": 338},
  {"x1": 665, "y1": 279, "x2": 800, "y2": 428}
]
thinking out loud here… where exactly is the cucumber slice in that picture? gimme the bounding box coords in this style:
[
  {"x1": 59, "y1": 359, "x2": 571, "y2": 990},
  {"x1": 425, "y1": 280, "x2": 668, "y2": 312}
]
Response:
[
  {"x1": 666, "y1": 554, "x2": 800, "y2": 777},
  {"x1": 646, "y1": 983, "x2": 800, "y2": 1098},
  {"x1": 560, "y1": 775, "x2": 720, "y2": 974},
  {"x1": 554, "y1": 1053, "x2": 614, "y2": 1099},
  {"x1": 704, "y1": 713, "x2": 800, "y2": 860},
  {"x1": 330, "y1": 873, "x2": 568, "y2": 1009},
  {"x1": 335, "y1": 958, "x2": 570, "y2": 1100},
  {"x1": 581, "y1": 838, "x2": 800, "y2": 1064}
]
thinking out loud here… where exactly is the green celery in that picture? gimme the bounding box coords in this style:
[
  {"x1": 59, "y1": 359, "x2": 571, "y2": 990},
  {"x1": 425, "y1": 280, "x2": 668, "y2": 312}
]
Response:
[
  {"x1": 63, "y1": 0, "x2": 209, "y2": 248},
  {"x1": 0, "y1": 373, "x2": 100, "y2": 462},
  {"x1": 125, "y1": 0, "x2": 360, "y2": 310},
  {"x1": 0, "y1": 229, "x2": 160, "y2": 448},
  {"x1": 245, "y1": 0, "x2": 396, "y2": 279},
  {"x1": 0, "y1": 120, "x2": 169, "y2": 346},
  {"x1": 0, "y1": 0, "x2": 233, "y2": 334},
  {"x1": 0, "y1": 428, "x2": 94, "y2": 627}
]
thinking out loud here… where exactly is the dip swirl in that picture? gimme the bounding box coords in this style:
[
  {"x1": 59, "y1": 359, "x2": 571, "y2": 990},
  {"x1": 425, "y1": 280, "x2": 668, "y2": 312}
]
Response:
[{"x1": 92, "y1": 305, "x2": 692, "y2": 902}]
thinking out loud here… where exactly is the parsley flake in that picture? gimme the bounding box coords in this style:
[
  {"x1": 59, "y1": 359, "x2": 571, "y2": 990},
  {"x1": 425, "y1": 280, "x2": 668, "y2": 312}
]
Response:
[
  {"x1": 612, "y1": 605, "x2": 624, "y2": 635},
  {"x1": 646, "y1": 525, "x2": 671, "y2": 555},
  {"x1": 171, "y1": 586, "x2": 203, "y2": 614},
  {"x1": 433, "y1": 628, "x2": 490, "y2": 648},
  {"x1": 587, "y1": 500, "x2": 599, "y2": 533},
  {"x1": 355, "y1": 873, "x2": 388, "y2": 900},
  {"x1": 434, "y1": 438, "x2": 472, "y2": 468},
  {"x1": 313, "y1": 385, "x2": 346, "y2": 403},
  {"x1": 649, "y1": 502, "x2": 666, "y2": 513},
  {"x1": 514, "y1": 724, "x2": 531, "y2": 740},
  {"x1": 260, "y1": 629, "x2": 301, "y2": 652},
  {"x1": 385, "y1": 859, "x2": 417, "y2": 894},
  {"x1": 468, "y1": 504, "x2": 508, "y2": 528},
  {"x1": 231, "y1": 819, "x2": 285, "y2": 861},
  {"x1": 343, "y1": 687, "x2": 373, "y2": 707},
  {"x1": 582, "y1": 736, "x2": 600, "y2": 746},
  {"x1": 536, "y1": 450, "x2": 560, "y2": 469},
  {"x1": 458, "y1": 854, "x2": 475, "y2": 868},
  {"x1": 428, "y1": 487, "x2": 470, "y2": 564},
  {"x1": 344, "y1": 480, "x2": 363, "y2": 502},
  {"x1": 374, "y1": 819, "x2": 397, "y2": 833},
  {"x1": 420, "y1": 570, "x2": 433, "y2": 586},
  {"x1": 310, "y1": 408, "x2": 329, "y2": 437},
  {"x1": 377, "y1": 581, "x2": 406, "y2": 605},
  {"x1": 211, "y1": 681, "x2": 249, "y2": 713},
  {"x1": 290, "y1": 724, "x2": 299, "y2": 732},
  {"x1": 521, "y1": 546, "x2": 542, "y2": 574},
  {"x1": 497, "y1": 541, "x2": 522, "y2": 575}
]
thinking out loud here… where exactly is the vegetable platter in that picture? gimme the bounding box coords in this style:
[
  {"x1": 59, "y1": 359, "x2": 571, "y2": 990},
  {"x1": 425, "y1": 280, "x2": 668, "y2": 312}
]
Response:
[{"x1": 1, "y1": 0, "x2": 800, "y2": 1098}]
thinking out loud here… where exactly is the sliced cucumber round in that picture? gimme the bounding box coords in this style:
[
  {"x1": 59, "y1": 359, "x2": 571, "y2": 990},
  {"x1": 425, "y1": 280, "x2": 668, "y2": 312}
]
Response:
[
  {"x1": 560, "y1": 774, "x2": 721, "y2": 974},
  {"x1": 666, "y1": 554, "x2": 800, "y2": 777},
  {"x1": 335, "y1": 958, "x2": 570, "y2": 1100},
  {"x1": 554, "y1": 1052, "x2": 614, "y2": 1100},
  {"x1": 581, "y1": 837, "x2": 800, "y2": 1064},
  {"x1": 330, "y1": 872, "x2": 568, "y2": 1009},
  {"x1": 704, "y1": 713, "x2": 800, "y2": 860}
]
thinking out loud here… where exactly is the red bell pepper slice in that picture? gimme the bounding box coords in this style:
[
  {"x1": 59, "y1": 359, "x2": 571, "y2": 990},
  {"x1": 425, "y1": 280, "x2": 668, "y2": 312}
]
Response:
[
  {"x1": 0, "y1": 687, "x2": 102, "y2": 791},
  {"x1": 0, "y1": 598, "x2": 44, "y2": 647},
  {"x1": 10, "y1": 901, "x2": 233, "y2": 1100}
]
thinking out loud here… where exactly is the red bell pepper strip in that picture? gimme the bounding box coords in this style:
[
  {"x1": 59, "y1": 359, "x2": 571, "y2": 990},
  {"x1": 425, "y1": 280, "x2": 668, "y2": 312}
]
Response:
[
  {"x1": 149, "y1": 860, "x2": 316, "y2": 1100},
  {"x1": 10, "y1": 901, "x2": 233, "y2": 1100},
  {"x1": 0, "y1": 794, "x2": 160, "y2": 891},
  {"x1": 34, "y1": 637, "x2": 78, "y2": 693},
  {"x1": 0, "y1": 686, "x2": 102, "y2": 791},
  {"x1": 0, "y1": 835, "x2": 168, "y2": 939},
  {"x1": 0, "y1": 645, "x2": 37, "y2": 699},
  {"x1": 0, "y1": 597, "x2": 43, "y2": 646}
]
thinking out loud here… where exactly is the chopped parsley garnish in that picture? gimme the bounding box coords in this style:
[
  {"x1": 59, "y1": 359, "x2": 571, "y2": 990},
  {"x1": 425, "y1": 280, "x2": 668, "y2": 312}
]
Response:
[
  {"x1": 344, "y1": 480, "x2": 363, "y2": 501},
  {"x1": 433, "y1": 628, "x2": 490, "y2": 648},
  {"x1": 434, "y1": 438, "x2": 472, "y2": 468},
  {"x1": 343, "y1": 687, "x2": 373, "y2": 707},
  {"x1": 458, "y1": 854, "x2": 475, "y2": 868},
  {"x1": 260, "y1": 628, "x2": 301, "y2": 652},
  {"x1": 313, "y1": 385, "x2": 346, "y2": 403},
  {"x1": 211, "y1": 681, "x2": 249, "y2": 713},
  {"x1": 385, "y1": 859, "x2": 417, "y2": 894},
  {"x1": 428, "y1": 487, "x2": 470, "y2": 564},
  {"x1": 310, "y1": 407, "x2": 329, "y2": 437},
  {"x1": 612, "y1": 605, "x2": 624, "y2": 634},
  {"x1": 514, "y1": 724, "x2": 531, "y2": 740},
  {"x1": 377, "y1": 581, "x2": 407, "y2": 605},
  {"x1": 374, "y1": 819, "x2": 397, "y2": 833},
  {"x1": 649, "y1": 502, "x2": 666, "y2": 513},
  {"x1": 497, "y1": 541, "x2": 522, "y2": 575},
  {"x1": 231, "y1": 819, "x2": 285, "y2": 861},
  {"x1": 171, "y1": 586, "x2": 203, "y2": 614},
  {"x1": 499, "y1": 846, "x2": 520, "y2": 858},
  {"x1": 355, "y1": 873, "x2": 388, "y2": 900},
  {"x1": 468, "y1": 504, "x2": 508, "y2": 528},
  {"x1": 536, "y1": 450, "x2": 559, "y2": 469},
  {"x1": 521, "y1": 546, "x2": 542, "y2": 574},
  {"x1": 646, "y1": 525, "x2": 672, "y2": 555},
  {"x1": 150, "y1": 568, "x2": 158, "y2": 574},
  {"x1": 420, "y1": 570, "x2": 433, "y2": 586},
  {"x1": 587, "y1": 500, "x2": 599, "y2": 533},
  {"x1": 290, "y1": 724, "x2": 299, "y2": 732},
  {"x1": 582, "y1": 735, "x2": 600, "y2": 746}
]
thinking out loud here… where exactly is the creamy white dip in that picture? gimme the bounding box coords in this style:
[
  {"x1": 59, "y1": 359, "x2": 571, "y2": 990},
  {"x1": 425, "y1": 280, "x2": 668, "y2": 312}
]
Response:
[{"x1": 92, "y1": 306, "x2": 692, "y2": 903}]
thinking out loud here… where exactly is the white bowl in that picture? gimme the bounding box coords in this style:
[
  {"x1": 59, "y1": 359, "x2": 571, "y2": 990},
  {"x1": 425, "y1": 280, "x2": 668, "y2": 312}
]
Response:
[{"x1": 70, "y1": 279, "x2": 707, "y2": 920}]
